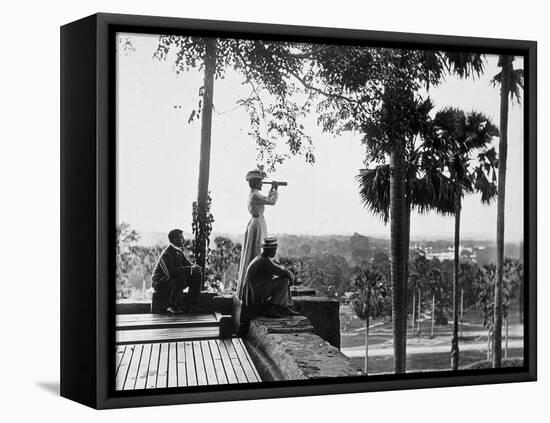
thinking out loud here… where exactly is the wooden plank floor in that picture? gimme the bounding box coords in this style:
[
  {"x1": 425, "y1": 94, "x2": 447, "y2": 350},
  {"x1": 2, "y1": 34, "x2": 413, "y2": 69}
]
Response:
[
  {"x1": 115, "y1": 338, "x2": 261, "y2": 390},
  {"x1": 116, "y1": 326, "x2": 220, "y2": 344},
  {"x1": 116, "y1": 313, "x2": 221, "y2": 344},
  {"x1": 116, "y1": 313, "x2": 219, "y2": 330}
]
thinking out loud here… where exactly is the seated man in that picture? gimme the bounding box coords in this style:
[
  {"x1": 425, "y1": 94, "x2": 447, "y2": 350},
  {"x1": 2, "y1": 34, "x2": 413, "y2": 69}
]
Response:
[
  {"x1": 151, "y1": 229, "x2": 202, "y2": 314},
  {"x1": 242, "y1": 237, "x2": 299, "y2": 318}
]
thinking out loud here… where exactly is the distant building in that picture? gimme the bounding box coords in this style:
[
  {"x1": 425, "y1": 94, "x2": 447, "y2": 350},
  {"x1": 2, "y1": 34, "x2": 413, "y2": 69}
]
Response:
[{"x1": 422, "y1": 245, "x2": 478, "y2": 262}]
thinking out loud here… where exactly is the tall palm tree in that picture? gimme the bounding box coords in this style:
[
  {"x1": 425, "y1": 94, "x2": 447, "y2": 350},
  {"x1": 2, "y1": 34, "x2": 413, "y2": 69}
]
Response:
[
  {"x1": 433, "y1": 108, "x2": 499, "y2": 370},
  {"x1": 390, "y1": 52, "x2": 486, "y2": 372},
  {"x1": 358, "y1": 97, "x2": 461, "y2": 369},
  {"x1": 492, "y1": 56, "x2": 524, "y2": 367}
]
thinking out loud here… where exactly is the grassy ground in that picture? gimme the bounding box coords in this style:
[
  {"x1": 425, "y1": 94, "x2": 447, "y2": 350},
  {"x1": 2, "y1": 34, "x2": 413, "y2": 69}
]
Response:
[
  {"x1": 340, "y1": 304, "x2": 524, "y2": 374},
  {"x1": 349, "y1": 348, "x2": 524, "y2": 374}
]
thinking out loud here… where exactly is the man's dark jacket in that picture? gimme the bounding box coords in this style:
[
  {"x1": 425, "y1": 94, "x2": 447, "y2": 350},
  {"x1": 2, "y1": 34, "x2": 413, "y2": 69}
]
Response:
[{"x1": 151, "y1": 245, "x2": 194, "y2": 309}]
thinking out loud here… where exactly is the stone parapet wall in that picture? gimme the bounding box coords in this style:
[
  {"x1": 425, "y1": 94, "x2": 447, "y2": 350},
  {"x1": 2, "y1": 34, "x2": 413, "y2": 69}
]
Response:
[
  {"x1": 117, "y1": 293, "x2": 234, "y2": 315},
  {"x1": 245, "y1": 316, "x2": 363, "y2": 381},
  {"x1": 290, "y1": 285, "x2": 317, "y2": 297},
  {"x1": 116, "y1": 301, "x2": 150, "y2": 314},
  {"x1": 232, "y1": 287, "x2": 342, "y2": 349},
  {"x1": 292, "y1": 295, "x2": 340, "y2": 348}
]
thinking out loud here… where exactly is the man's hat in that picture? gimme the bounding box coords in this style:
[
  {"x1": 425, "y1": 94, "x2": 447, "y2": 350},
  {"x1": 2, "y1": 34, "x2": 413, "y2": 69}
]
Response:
[
  {"x1": 261, "y1": 237, "x2": 278, "y2": 249},
  {"x1": 245, "y1": 168, "x2": 267, "y2": 181}
]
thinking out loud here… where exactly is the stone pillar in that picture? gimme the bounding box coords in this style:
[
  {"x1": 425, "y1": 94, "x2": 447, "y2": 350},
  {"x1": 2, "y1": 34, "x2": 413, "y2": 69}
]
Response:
[
  {"x1": 290, "y1": 285, "x2": 317, "y2": 297},
  {"x1": 292, "y1": 295, "x2": 341, "y2": 348}
]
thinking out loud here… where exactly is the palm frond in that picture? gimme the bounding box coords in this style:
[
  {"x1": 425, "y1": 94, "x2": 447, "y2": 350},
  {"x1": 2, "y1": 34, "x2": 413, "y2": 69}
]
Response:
[
  {"x1": 433, "y1": 107, "x2": 499, "y2": 207},
  {"x1": 434, "y1": 107, "x2": 464, "y2": 135},
  {"x1": 473, "y1": 168, "x2": 498, "y2": 204},
  {"x1": 464, "y1": 112, "x2": 499, "y2": 150},
  {"x1": 411, "y1": 169, "x2": 461, "y2": 216},
  {"x1": 492, "y1": 57, "x2": 524, "y2": 104},
  {"x1": 356, "y1": 165, "x2": 391, "y2": 223},
  {"x1": 444, "y1": 52, "x2": 485, "y2": 79},
  {"x1": 509, "y1": 68, "x2": 525, "y2": 103},
  {"x1": 420, "y1": 51, "x2": 446, "y2": 89}
]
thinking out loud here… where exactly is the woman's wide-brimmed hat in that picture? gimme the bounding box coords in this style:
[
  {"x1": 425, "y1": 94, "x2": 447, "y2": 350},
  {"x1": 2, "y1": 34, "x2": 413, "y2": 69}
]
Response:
[
  {"x1": 261, "y1": 237, "x2": 278, "y2": 249},
  {"x1": 245, "y1": 168, "x2": 267, "y2": 181}
]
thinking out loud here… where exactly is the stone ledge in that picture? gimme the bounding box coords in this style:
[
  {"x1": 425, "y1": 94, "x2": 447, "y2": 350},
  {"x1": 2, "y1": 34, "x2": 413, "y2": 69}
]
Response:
[
  {"x1": 292, "y1": 296, "x2": 341, "y2": 348},
  {"x1": 246, "y1": 316, "x2": 364, "y2": 381},
  {"x1": 118, "y1": 293, "x2": 234, "y2": 315},
  {"x1": 116, "y1": 302, "x2": 150, "y2": 315},
  {"x1": 290, "y1": 285, "x2": 317, "y2": 297},
  {"x1": 249, "y1": 316, "x2": 314, "y2": 334}
]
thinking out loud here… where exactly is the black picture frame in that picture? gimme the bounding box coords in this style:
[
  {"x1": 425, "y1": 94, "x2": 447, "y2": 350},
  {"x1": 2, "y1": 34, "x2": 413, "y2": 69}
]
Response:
[{"x1": 60, "y1": 12, "x2": 537, "y2": 409}]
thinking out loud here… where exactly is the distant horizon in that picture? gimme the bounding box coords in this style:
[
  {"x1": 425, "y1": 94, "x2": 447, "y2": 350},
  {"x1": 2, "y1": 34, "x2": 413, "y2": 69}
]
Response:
[{"x1": 127, "y1": 225, "x2": 524, "y2": 246}]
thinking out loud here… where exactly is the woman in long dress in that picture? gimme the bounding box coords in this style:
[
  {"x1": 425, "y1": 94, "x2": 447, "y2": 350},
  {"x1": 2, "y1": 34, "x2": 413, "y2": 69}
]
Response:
[{"x1": 236, "y1": 169, "x2": 278, "y2": 300}]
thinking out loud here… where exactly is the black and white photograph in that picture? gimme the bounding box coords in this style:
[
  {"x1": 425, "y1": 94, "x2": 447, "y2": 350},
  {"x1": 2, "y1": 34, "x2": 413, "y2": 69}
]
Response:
[
  {"x1": 113, "y1": 30, "x2": 528, "y2": 390},
  {"x1": 4, "y1": 0, "x2": 549, "y2": 419}
]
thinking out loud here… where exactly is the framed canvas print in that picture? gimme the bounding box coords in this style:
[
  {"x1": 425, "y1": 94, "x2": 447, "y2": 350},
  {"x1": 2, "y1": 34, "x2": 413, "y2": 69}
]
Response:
[{"x1": 60, "y1": 13, "x2": 537, "y2": 409}]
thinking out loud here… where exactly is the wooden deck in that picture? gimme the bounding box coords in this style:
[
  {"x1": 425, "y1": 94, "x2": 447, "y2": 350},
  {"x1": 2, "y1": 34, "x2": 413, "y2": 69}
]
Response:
[
  {"x1": 116, "y1": 313, "x2": 220, "y2": 330},
  {"x1": 115, "y1": 338, "x2": 261, "y2": 390},
  {"x1": 115, "y1": 312, "x2": 261, "y2": 390},
  {"x1": 116, "y1": 313, "x2": 221, "y2": 344}
]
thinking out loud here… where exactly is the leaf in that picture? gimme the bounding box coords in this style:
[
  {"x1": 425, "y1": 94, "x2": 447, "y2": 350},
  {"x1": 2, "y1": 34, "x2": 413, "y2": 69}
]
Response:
[{"x1": 187, "y1": 109, "x2": 196, "y2": 124}]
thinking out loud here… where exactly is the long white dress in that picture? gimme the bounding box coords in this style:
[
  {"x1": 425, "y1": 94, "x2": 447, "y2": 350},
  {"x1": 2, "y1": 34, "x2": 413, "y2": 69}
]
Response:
[{"x1": 236, "y1": 188, "x2": 278, "y2": 300}]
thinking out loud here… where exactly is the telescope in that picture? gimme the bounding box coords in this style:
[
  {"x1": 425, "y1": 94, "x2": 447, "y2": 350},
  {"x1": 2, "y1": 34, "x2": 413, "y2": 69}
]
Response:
[{"x1": 262, "y1": 180, "x2": 288, "y2": 187}]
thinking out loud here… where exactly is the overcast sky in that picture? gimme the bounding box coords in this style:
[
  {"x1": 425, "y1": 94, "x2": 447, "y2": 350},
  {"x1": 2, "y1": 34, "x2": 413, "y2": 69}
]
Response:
[{"x1": 116, "y1": 33, "x2": 524, "y2": 242}]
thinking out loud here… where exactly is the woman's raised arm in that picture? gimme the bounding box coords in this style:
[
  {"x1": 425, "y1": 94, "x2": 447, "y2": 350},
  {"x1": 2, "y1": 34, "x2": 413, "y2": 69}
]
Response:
[{"x1": 251, "y1": 189, "x2": 278, "y2": 206}]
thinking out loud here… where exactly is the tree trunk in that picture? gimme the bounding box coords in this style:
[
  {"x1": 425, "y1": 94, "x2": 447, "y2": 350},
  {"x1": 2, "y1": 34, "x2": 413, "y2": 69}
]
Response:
[
  {"x1": 404, "y1": 204, "x2": 411, "y2": 340},
  {"x1": 389, "y1": 288, "x2": 393, "y2": 323},
  {"x1": 519, "y1": 241, "x2": 524, "y2": 324},
  {"x1": 365, "y1": 307, "x2": 370, "y2": 374},
  {"x1": 431, "y1": 293, "x2": 435, "y2": 338},
  {"x1": 460, "y1": 288, "x2": 464, "y2": 338},
  {"x1": 487, "y1": 329, "x2": 495, "y2": 361},
  {"x1": 487, "y1": 329, "x2": 491, "y2": 361},
  {"x1": 494, "y1": 55, "x2": 512, "y2": 368},
  {"x1": 390, "y1": 147, "x2": 408, "y2": 374},
  {"x1": 451, "y1": 203, "x2": 461, "y2": 370},
  {"x1": 519, "y1": 271, "x2": 524, "y2": 325},
  {"x1": 505, "y1": 318, "x2": 509, "y2": 359},
  {"x1": 196, "y1": 38, "x2": 217, "y2": 289},
  {"x1": 411, "y1": 288, "x2": 416, "y2": 336},
  {"x1": 417, "y1": 288, "x2": 422, "y2": 335}
]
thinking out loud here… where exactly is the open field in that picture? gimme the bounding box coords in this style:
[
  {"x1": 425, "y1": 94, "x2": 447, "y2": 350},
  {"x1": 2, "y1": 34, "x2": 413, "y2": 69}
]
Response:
[
  {"x1": 340, "y1": 304, "x2": 524, "y2": 374},
  {"x1": 349, "y1": 348, "x2": 524, "y2": 374}
]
